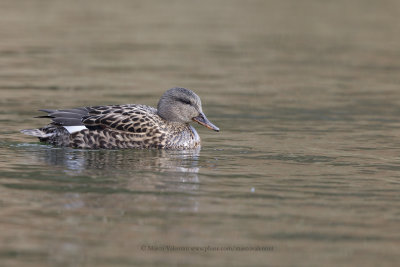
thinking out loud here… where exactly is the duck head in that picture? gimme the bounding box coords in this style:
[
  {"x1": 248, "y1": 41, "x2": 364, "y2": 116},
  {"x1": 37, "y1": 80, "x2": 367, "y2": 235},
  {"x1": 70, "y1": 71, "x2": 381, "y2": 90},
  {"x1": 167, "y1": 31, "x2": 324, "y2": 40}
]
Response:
[{"x1": 157, "y1": 87, "x2": 219, "y2": 132}]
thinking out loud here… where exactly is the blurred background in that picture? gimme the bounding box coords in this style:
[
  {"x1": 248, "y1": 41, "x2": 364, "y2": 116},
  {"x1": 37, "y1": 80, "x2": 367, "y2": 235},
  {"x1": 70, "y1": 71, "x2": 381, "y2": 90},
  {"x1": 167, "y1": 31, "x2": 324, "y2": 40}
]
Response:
[{"x1": 1, "y1": 0, "x2": 400, "y2": 266}]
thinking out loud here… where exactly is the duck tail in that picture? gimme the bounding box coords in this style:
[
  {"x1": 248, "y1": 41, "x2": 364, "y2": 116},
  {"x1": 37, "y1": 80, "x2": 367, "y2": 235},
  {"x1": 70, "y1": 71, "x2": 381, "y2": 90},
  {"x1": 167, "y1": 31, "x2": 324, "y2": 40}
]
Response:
[{"x1": 20, "y1": 128, "x2": 52, "y2": 138}]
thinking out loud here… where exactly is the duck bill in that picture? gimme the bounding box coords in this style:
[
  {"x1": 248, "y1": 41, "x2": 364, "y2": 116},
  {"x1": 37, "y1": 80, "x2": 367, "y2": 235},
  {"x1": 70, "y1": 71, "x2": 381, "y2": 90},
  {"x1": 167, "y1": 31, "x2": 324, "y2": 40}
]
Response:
[{"x1": 192, "y1": 113, "x2": 220, "y2": 132}]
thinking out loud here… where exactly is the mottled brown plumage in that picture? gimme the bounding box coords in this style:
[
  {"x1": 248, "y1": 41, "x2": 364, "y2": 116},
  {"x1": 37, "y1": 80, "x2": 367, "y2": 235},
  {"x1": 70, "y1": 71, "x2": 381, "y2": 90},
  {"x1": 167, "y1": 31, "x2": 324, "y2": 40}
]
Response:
[{"x1": 21, "y1": 87, "x2": 219, "y2": 149}]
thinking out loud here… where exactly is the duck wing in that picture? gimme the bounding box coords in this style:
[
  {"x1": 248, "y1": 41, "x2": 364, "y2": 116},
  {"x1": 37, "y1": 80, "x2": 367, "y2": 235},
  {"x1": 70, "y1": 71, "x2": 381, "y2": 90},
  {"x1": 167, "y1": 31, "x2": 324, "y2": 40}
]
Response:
[
  {"x1": 37, "y1": 108, "x2": 89, "y2": 126},
  {"x1": 82, "y1": 104, "x2": 158, "y2": 133}
]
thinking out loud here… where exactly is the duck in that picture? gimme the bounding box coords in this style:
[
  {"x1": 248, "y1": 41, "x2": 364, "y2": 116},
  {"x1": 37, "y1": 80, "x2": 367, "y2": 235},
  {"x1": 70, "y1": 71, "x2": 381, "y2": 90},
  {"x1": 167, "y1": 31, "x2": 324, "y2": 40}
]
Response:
[{"x1": 21, "y1": 87, "x2": 219, "y2": 149}]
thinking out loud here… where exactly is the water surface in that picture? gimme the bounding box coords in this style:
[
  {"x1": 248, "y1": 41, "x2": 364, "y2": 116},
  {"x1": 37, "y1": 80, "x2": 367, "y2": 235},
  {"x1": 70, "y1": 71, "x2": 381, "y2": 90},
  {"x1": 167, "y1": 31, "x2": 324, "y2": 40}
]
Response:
[{"x1": 1, "y1": 0, "x2": 400, "y2": 266}]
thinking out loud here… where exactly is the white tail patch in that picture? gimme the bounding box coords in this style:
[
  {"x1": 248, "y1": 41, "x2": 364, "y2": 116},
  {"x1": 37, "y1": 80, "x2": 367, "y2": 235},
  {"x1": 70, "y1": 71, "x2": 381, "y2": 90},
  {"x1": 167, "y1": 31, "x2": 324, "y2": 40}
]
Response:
[{"x1": 63, "y1": 126, "x2": 87, "y2": 134}]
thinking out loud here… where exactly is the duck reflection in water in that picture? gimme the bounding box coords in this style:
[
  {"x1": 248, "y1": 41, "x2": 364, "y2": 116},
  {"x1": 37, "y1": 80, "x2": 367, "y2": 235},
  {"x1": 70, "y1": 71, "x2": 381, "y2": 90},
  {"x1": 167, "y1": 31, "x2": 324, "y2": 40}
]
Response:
[{"x1": 20, "y1": 145, "x2": 201, "y2": 195}]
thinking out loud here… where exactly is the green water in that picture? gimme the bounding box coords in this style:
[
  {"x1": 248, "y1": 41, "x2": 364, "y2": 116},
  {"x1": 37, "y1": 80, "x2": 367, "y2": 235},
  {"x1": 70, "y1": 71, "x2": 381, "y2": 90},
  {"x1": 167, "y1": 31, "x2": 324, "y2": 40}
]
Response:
[{"x1": 1, "y1": 0, "x2": 400, "y2": 266}]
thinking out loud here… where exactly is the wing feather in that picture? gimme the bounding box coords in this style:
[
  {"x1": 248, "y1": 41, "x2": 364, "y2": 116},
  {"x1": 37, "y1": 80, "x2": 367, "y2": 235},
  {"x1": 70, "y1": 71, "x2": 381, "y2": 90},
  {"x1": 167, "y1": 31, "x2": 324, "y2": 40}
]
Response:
[
  {"x1": 82, "y1": 104, "x2": 157, "y2": 133},
  {"x1": 37, "y1": 108, "x2": 89, "y2": 126},
  {"x1": 36, "y1": 105, "x2": 158, "y2": 133}
]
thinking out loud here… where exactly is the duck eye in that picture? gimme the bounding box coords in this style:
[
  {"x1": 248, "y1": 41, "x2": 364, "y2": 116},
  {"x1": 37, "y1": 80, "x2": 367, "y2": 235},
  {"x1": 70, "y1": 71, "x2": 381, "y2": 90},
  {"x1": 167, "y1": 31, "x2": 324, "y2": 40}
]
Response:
[{"x1": 179, "y1": 98, "x2": 191, "y2": 105}]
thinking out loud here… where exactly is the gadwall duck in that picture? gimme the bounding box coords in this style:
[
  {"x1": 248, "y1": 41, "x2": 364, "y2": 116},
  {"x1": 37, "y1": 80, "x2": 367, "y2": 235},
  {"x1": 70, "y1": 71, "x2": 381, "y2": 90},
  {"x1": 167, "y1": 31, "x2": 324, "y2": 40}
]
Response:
[{"x1": 21, "y1": 87, "x2": 219, "y2": 149}]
